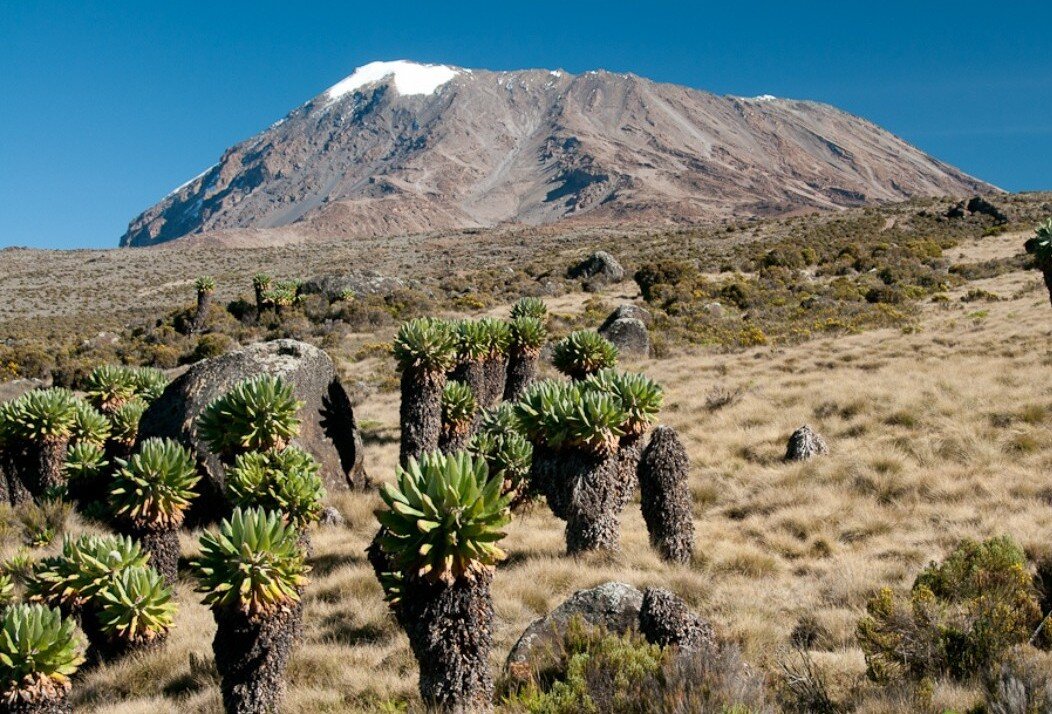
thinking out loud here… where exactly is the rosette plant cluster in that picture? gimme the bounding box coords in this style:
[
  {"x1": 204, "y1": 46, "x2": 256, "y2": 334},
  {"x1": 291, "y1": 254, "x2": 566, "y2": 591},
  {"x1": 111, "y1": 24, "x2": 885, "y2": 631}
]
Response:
[
  {"x1": 26, "y1": 534, "x2": 175, "y2": 660},
  {"x1": 370, "y1": 451, "x2": 511, "y2": 712}
]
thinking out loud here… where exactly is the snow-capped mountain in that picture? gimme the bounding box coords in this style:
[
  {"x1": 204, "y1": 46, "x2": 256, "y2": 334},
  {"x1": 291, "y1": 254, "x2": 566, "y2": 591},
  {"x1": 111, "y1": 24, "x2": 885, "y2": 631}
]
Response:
[{"x1": 120, "y1": 60, "x2": 994, "y2": 247}]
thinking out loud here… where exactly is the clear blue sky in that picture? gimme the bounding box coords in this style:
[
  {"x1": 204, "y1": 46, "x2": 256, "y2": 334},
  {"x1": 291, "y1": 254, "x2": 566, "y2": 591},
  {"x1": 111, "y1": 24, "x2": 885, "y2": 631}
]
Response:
[{"x1": 2, "y1": 1, "x2": 1050, "y2": 249}]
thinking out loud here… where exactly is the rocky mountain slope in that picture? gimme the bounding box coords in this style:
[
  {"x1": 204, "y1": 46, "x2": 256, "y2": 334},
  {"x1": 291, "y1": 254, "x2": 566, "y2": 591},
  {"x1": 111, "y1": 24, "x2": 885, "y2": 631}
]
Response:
[{"x1": 120, "y1": 60, "x2": 995, "y2": 247}]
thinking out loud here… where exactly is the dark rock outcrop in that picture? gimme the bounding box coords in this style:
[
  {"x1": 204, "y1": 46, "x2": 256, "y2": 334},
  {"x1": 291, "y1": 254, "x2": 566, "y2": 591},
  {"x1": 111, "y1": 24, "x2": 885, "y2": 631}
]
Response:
[
  {"x1": 599, "y1": 317, "x2": 650, "y2": 357},
  {"x1": 568, "y1": 251, "x2": 625, "y2": 284},
  {"x1": 946, "y1": 196, "x2": 1008, "y2": 223},
  {"x1": 319, "y1": 506, "x2": 345, "y2": 527},
  {"x1": 137, "y1": 339, "x2": 367, "y2": 520}
]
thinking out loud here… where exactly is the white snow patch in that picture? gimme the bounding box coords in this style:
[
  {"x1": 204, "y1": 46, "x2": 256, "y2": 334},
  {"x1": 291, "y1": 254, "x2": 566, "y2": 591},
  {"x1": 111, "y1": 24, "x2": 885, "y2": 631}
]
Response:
[
  {"x1": 753, "y1": 94, "x2": 778, "y2": 101},
  {"x1": 550, "y1": 70, "x2": 564, "y2": 77},
  {"x1": 166, "y1": 165, "x2": 215, "y2": 198},
  {"x1": 324, "y1": 60, "x2": 460, "y2": 102}
]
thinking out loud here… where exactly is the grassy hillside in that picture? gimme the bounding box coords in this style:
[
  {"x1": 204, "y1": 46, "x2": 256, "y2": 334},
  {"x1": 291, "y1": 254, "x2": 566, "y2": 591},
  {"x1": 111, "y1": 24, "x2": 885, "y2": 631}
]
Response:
[{"x1": 0, "y1": 194, "x2": 1050, "y2": 712}]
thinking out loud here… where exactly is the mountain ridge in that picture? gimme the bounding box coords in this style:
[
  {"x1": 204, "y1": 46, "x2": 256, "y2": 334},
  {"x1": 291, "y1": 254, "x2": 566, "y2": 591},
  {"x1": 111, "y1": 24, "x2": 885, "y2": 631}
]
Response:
[{"x1": 120, "y1": 60, "x2": 995, "y2": 247}]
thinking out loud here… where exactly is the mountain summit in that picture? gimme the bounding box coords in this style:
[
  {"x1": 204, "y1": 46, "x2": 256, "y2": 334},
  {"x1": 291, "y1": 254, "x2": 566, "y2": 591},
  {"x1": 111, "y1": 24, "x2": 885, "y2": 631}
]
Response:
[{"x1": 120, "y1": 60, "x2": 993, "y2": 247}]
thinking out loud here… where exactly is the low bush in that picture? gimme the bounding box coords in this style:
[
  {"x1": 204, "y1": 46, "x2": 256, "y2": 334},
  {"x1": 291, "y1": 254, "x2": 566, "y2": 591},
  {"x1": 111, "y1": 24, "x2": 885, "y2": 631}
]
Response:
[
  {"x1": 857, "y1": 536, "x2": 1041, "y2": 683},
  {"x1": 502, "y1": 618, "x2": 771, "y2": 713}
]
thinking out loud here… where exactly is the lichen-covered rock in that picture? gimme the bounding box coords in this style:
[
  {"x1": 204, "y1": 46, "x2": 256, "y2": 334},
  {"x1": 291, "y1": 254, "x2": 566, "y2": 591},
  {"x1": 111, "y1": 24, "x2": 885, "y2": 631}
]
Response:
[
  {"x1": 784, "y1": 424, "x2": 829, "y2": 462},
  {"x1": 639, "y1": 587, "x2": 716, "y2": 653},
  {"x1": 599, "y1": 317, "x2": 650, "y2": 357},
  {"x1": 599, "y1": 303, "x2": 653, "y2": 331},
  {"x1": 568, "y1": 251, "x2": 625, "y2": 284},
  {"x1": 505, "y1": 581, "x2": 644, "y2": 676},
  {"x1": 137, "y1": 339, "x2": 367, "y2": 521}
]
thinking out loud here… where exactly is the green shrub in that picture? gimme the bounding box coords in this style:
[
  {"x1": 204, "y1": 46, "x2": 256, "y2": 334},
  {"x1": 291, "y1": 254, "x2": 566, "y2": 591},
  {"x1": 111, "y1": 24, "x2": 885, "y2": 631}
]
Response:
[
  {"x1": 1025, "y1": 218, "x2": 1052, "y2": 268},
  {"x1": 70, "y1": 401, "x2": 111, "y2": 447},
  {"x1": 503, "y1": 618, "x2": 771, "y2": 714},
  {"x1": 96, "y1": 565, "x2": 176, "y2": 646},
  {"x1": 634, "y1": 261, "x2": 694, "y2": 302},
  {"x1": 376, "y1": 451, "x2": 510, "y2": 601},
  {"x1": 63, "y1": 442, "x2": 108, "y2": 483},
  {"x1": 857, "y1": 536, "x2": 1041, "y2": 682},
  {"x1": 510, "y1": 297, "x2": 548, "y2": 321},
  {"x1": 392, "y1": 317, "x2": 457, "y2": 374},
  {"x1": 190, "y1": 333, "x2": 235, "y2": 362},
  {"x1": 551, "y1": 331, "x2": 618, "y2": 380},
  {"x1": 111, "y1": 437, "x2": 199, "y2": 528}
]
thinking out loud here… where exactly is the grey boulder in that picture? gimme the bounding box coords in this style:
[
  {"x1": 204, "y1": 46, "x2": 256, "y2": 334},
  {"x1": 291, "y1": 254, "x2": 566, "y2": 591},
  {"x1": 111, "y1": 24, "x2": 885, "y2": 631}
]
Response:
[
  {"x1": 137, "y1": 339, "x2": 368, "y2": 521},
  {"x1": 599, "y1": 317, "x2": 650, "y2": 357},
  {"x1": 599, "y1": 303, "x2": 653, "y2": 331},
  {"x1": 506, "y1": 581, "x2": 643, "y2": 676}
]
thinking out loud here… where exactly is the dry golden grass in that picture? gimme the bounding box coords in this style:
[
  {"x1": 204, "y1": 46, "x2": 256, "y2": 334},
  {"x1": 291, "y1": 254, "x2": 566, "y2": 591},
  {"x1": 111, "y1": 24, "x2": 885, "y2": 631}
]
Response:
[{"x1": 4, "y1": 230, "x2": 1049, "y2": 712}]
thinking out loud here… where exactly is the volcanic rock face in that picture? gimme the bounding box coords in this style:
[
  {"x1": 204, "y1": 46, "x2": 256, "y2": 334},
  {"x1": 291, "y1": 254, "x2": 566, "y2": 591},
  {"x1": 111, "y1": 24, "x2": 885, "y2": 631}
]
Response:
[{"x1": 121, "y1": 61, "x2": 994, "y2": 247}]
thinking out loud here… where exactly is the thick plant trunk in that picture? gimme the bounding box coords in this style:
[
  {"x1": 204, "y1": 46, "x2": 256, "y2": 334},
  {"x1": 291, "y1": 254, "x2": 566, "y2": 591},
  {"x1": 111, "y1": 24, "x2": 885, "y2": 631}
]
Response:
[
  {"x1": 399, "y1": 369, "x2": 444, "y2": 466},
  {"x1": 530, "y1": 445, "x2": 570, "y2": 520},
  {"x1": 14, "y1": 436, "x2": 68, "y2": 500},
  {"x1": 190, "y1": 291, "x2": 213, "y2": 334},
  {"x1": 5, "y1": 446, "x2": 33, "y2": 504},
  {"x1": 614, "y1": 433, "x2": 645, "y2": 510},
  {"x1": 0, "y1": 452, "x2": 11, "y2": 506},
  {"x1": 439, "y1": 424, "x2": 472, "y2": 454},
  {"x1": 482, "y1": 355, "x2": 507, "y2": 409},
  {"x1": 451, "y1": 359, "x2": 486, "y2": 410},
  {"x1": 38, "y1": 436, "x2": 68, "y2": 497},
  {"x1": 503, "y1": 349, "x2": 538, "y2": 401},
  {"x1": 565, "y1": 451, "x2": 623, "y2": 555},
  {"x1": 1043, "y1": 269, "x2": 1052, "y2": 306},
  {"x1": 253, "y1": 285, "x2": 267, "y2": 315},
  {"x1": 3, "y1": 694, "x2": 72, "y2": 714},
  {"x1": 133, "y1": 525, "x2": 180, "y2": 586},
  {"x1": 400, "y1": 572, "x2": 495, "y2": 713},
  {"x1": 213, "y1": 605, "x2": 300, "y2": 714},
  {"x1": 638, "y1": 426, "x2": 695, "y2": 564}
]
